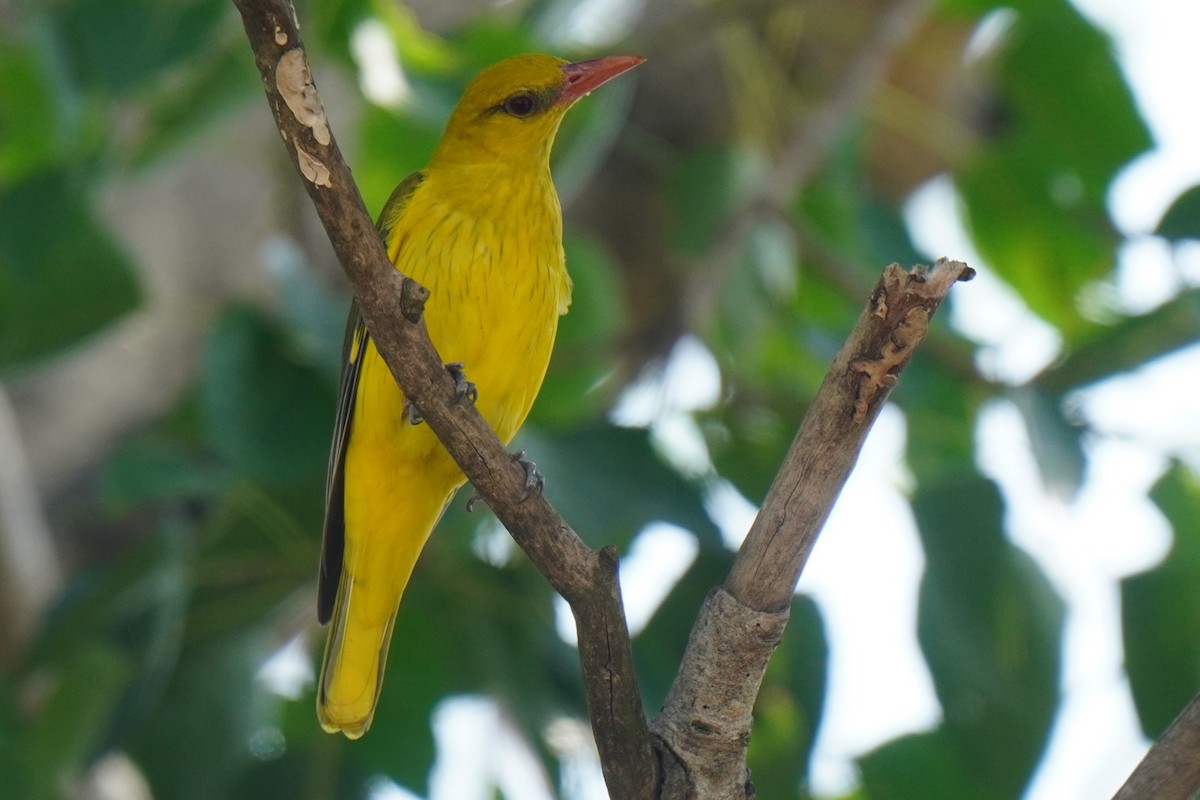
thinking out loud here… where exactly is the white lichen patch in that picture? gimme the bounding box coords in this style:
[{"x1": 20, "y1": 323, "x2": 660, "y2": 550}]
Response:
[
  {"x1": 295, "y1": 144, "x2": 332, "y2": 187},
  {"x1": 276, "y1": 49, "x2": 330, "y2": 146}
]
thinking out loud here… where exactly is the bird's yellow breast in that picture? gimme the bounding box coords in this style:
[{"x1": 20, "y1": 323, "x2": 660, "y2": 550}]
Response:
[
  {"x1": 352, "y1": 162, "x2": 571, "y2": 493},
  {"x1": 397, "y1": 163, "x2": 569, "y2": 439}
]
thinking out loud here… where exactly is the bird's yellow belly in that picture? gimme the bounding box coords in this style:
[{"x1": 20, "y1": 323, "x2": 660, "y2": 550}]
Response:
[{"x1": 343, "y1": 204, "x2": 567, "y2": 569}]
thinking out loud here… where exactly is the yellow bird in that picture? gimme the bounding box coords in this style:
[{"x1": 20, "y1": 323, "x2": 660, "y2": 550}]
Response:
[{"x1": 316, "y1": 53, "x2": 644, "y2": 738}]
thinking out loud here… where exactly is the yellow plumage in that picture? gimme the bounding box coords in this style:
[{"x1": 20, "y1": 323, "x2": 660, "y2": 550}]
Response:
[{"x1": 316, "y1": 53, "x2": 643, "y2": 738}]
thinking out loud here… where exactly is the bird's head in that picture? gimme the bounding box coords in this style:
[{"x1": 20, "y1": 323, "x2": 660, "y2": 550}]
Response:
[{"x1": 432, "y1": 53, "x2": 644, "y2": 167}]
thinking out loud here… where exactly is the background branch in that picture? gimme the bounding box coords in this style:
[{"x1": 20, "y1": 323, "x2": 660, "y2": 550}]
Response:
[
  {"x1": 231, "y1": 1, "x2": 656, "y2": 796},
  {"x1": 0, "y1": 387, "x2": 61, "y2": 665},
  {"x1": 681, "y1": 0, "x2": 933, "y2": 331}
]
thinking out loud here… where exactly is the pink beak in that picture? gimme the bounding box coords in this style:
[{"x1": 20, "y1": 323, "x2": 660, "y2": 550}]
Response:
[{"x1": 557, "y1": 55, "x2": 646, "y2": 105}]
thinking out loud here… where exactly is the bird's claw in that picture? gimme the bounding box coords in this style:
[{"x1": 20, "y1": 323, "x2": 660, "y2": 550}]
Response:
[
  {"x1": 513, "y1": 450, "x2": 544, "y2": 502},
  {"x1": 465, "y1": 489, "x2": 483, "y2": 513},
  {"x1": 445, "y1": 362, "x2": 478, "y2": 406}
]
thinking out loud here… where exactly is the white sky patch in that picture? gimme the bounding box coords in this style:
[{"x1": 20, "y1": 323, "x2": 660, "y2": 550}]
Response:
[
  {"x1": 1075, "y1": 343, "x2": 1200, "y2": 465},
  {"x1": 611, "y1": 335, "x2": 722, "y2": 427},
  {"x1": 648, "y1": 411, "x2": 712, "y2": 478},
  {"x1": 705, "y1": 478, "x2": 760, "y2": 550},
  {"x1": 472, "y1": 515, "x2": 516, "y2": 567},
  {"x1": 555, "y1": 522, "x2": 699, "y2": 644},
  {"x1": 964, "y1": 7, "x2": 1018, "y2": 65},
  {"x1": 553, "y1": 0, "x2": 644, "y2": 49},
  {"x1": 1072, "y1": 0, "x2": 1200, "y2": 234},
  {"x1": 616, "y1": 522, "x2": 698, "y2": 636},
  {"x1": 799, "y1": 404, "x2": 939, "y2": 795},
  {"x1": 1112, "y1": 236, "x2": 1183, "y2": 313},
  {"x1": 255, "y1": 632, "x2": 314, "y2": 701},
  {"x1": 351, "y1": 19, "x2": 410, "y2": 109},
  {"x1": 545, "y1": 717, "x2": 609, "y2": 800},
  {"x1": 428, "y1": 697, "x2": 555, "y2": 800},
  {"x1": 904, "y1": 176, "x2": 1063, "y2": 384},
  {"x1": 368, "y1": 776, "x2": 423, "y2": 800}
]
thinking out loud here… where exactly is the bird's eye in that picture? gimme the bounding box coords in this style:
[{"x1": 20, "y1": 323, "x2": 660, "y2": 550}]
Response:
[{"x1": 503, "y1": 93, "x2": 537, "y2": 118}]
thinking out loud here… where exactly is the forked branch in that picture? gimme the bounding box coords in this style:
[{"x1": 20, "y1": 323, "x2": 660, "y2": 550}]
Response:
[{"x1": 233, "y1": 2, "x2": 976, "y2": 798}]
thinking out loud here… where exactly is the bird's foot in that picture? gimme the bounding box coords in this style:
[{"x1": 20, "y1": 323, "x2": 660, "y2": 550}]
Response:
[
  {"x1": 513, "y1": 450, "x2": 544, "y2": 502},
  {"x1": 465, "y1": 451, "x2": 542, "y2": 508},
  {"x1": 445, "y1": 362, "x2": 478, "y2": 407}
]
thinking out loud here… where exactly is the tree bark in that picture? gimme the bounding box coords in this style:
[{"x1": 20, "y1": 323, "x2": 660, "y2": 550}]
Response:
[{"x1": 1112, "y1": 693, "x2": 1200, "y2": 800}]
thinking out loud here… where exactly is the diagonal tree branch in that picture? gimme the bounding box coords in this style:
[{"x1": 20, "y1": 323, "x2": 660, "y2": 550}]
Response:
[
  {"x1": 726, "y1": 260, "x2": 974, "y2": 611},
  {"x1": 650, "y1": 259, "x2": 975, "y2": 796},
  {"x1": 1112, "y1": 692, "x2": 1200, "y2": 800},
  {"x1": 230, "y1": 2, "x2": 656, "y2": 796}
]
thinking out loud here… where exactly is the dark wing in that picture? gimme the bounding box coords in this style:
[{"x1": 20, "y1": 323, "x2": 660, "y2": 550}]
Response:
[
  {"x1": 317, "y1": 169, "x2": 427, "y2": 625},
  {"x1": 317, "y1": 304, "x2": 368, "y2": 624}
]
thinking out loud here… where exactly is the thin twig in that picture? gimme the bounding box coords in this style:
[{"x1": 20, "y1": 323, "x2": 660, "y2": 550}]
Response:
[
  {"x1": 230, "y1": 2, "x2": 656, "y2": 795},
  {"x1": 0, "y1": 387, "x2": 62, "y2": 665}
]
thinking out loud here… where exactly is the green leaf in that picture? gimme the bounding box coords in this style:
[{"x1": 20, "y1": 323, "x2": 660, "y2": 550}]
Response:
[
  {"x1": 532, "y1": 234, "x2": 627, "y2": 427},
  {"x1": 199, "y1": 306, "x2": 336, "y2": 485},
  {"x1": 1122, "y1": 463, "x2": 1200, "y2": 736},
  {"x1": 1035, "y1": 287, "x2": 1200, "y2": 394},
  {"x1": 996, "y1": 2, "x2": 1149, "y2": 193},
  {"x1": 667, "y1": 147, "x2": 741, "y2": 257},
  {"x1": 28, "y1": 644, "x2": 134, "y2": 800},
  {"x1": 131, "y1": 630, "x2": 279, "y2": 800},
  {"x1": 913, "y1": 475, "x2": 1063, "y2": 796},
  {"x1": 357, "y1": 105, "x2": 442, "y2": 218},
  {"x1": 859, "y1": 730, "x2": 989, "y2": 800},
  {"x1": 101, "y1": 435, "x2": 227, "y2": 512},
  {"x1": 129, "y1": 40, "x2": 259, "y2": 168},
  {"x1": 894, "y1": 358, "x2": 982, "y2": 485},
  {"x1": 266, "y1": 239, "x2": 350, "y2": 386},
  {"x1": 51, "y1": 0, "x2": 228, "y2": 95},
  {"x1": 0, "y1": 671, "x2": 32, "y2": 798},
  {"x1": 0, "y1": 170, "x2": 141, "y2": 370},
  {"x1": 704, "y1": 401, "x2": 799, "y2": 505},
  {"x1": 1155, "y1": 184, "x2": 1200, "y2": 242},
  {"x1": 515, "y1": 424, "x2": 722, "y2": 550},
  {"x1": 26, "y1": 524, "x2": 193, "y2": 759},
  {"x1": 0, "y1": 42, "x2": 63, "y2": 182},
  {"x1": 956, "y1": 0, "x2": 1151, "y2": 339},
  {"x1": 957, "y1": 148, "x2": 1112, "y2": 339},
  {"x1": 1009, "y1": 385, "x2": 1085, "y2": 497}
]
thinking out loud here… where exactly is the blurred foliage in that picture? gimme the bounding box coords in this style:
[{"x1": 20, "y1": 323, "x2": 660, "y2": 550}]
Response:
[{"x1": 3, "y1": 0, "x2": 1199, "y2": 798}]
